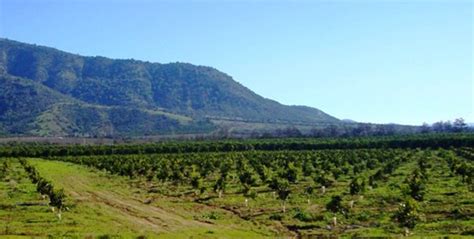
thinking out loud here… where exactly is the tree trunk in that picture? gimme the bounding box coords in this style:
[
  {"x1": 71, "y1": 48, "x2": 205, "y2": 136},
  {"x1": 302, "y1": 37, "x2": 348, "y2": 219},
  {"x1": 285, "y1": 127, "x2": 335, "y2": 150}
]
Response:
[{"x1": 57, "y1": 208, "x2": 62, "y2": 221}]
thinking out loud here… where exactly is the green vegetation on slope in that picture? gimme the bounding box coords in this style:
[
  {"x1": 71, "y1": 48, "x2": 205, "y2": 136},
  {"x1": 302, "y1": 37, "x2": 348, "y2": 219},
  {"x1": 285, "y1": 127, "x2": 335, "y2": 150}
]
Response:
[
  {"x1": 0, "y1": 74, "x2": 214, "y2": 137},
  {"x1": 0, "y1": 38, "x2": 339, "y2": 137}
]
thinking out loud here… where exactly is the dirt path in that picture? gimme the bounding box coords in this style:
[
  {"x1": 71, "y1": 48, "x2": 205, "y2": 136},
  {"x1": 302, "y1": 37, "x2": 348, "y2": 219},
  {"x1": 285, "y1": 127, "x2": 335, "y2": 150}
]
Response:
[{"x1": 27, "y1": 159, "x2": 274, "y2": 238}]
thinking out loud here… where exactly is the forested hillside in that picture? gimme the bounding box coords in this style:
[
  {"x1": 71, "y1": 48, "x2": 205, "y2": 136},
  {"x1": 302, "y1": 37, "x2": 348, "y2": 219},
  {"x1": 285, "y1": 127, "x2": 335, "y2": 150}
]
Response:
[{"x1": 0, "y1": 38, "x2": 339, "y2": 137}]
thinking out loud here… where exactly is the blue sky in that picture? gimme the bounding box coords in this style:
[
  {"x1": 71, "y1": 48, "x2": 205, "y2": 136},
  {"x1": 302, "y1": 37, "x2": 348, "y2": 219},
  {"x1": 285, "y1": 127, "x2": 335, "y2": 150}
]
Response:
[{"x1": 0, "y1": 0, "x2": 472, "y2": 125}]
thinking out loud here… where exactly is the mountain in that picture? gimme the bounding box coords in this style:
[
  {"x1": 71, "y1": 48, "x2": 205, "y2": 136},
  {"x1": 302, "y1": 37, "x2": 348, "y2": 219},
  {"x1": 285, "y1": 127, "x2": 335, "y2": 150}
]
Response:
[
  {"x1": 0, "y1": 38, "x2": 339, "y2": 137},
  {"x1": 341, "y1": 119, "x2": 357, "y2": 123}
]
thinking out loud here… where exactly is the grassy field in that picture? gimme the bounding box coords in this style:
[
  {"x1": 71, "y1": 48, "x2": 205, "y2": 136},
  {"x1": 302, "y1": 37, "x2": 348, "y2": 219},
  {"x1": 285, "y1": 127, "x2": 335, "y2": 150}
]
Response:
[
  {"x1": 0, "y1": 159, "x2": 272, "y2": 238},
  {"x1": 0, "y1": 136, "x2": 473, "y2": 238}
]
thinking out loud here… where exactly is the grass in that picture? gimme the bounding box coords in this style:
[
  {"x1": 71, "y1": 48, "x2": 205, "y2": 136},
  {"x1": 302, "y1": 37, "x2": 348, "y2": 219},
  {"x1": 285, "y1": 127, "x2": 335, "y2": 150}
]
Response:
[
  {"x1": 123, "y1": 149, "x2": 473, "y2": 237},
  {"x1": 0, "y1": 159, "x2": 273, "y2": 238}
]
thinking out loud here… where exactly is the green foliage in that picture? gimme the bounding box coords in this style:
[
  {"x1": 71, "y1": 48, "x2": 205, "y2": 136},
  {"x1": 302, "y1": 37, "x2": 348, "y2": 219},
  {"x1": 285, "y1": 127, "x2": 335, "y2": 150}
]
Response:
[
  {"x1": 36, "y1": 178, "x2": 53, "y2": 196},
  {"x1": 239, "y1": 167, "x2": 256, "y2": 195},
  {"x1": 1, "y1": 133, "x2": 473, "y2": 158},
  {"x1": 19, "y1": 158, "x2": 66, "y2": 209},
  {"x1": 405, "y1": 169, "x2": 426, "y2": 201},
  {"x1": 50, "y1": 188, "x2": 66, "y2": 209},
  {"x1": 0, "y1": 38, "x2": 338, "y2": 137},
  {"x1": 393, "y1": 198, "x2": 421, "y2": 229},
  {"x1": 213, "y1": 176, "x2": 227, "y2": 193},
  {"x1": 269, "y1": 177, "x2": 291, "y2": 202},
  {"x1": 326, "y1": 195, "x2": 346, "y2": 214},
  {"x1": 247, "y1": 189, "x2": 258, "y2": 200},
  {"x1": 304, "y1": 185, "x2": 314, "y2": 195},
  {"x1": 202, "y1": 211, "x2": 219, "y2": 220},
  {"x1": 190, "y1": 172, "x2": 203, "y2": 191},
  {"x1": 1, "y1": 137, "x2": 474, "y2": 237},
  {"x1": 282, "y1": 162, "x2": 299, "y2": 183},
  {"x1": 254, "y1": 164, "x2": 271, "y2": 183},
  {"x1": 314, "y1": 173, "x2": 334, "y2": 188},
  {"x1": 302, "y1": 160, "x2": 315, "y2": 177},
  {"x1": 349, "y1": 176, "x2": 366, "y2": 195},
  {"x1": 0, "y1": 159, "x2": 9, "y2": 179},
  {"x1": 331, "y1": 167, "x2": 343, "y2": 180},
  {"x1": 269, "y1": 213, "x2": 283, "y2": 221},
  {"x1": 293, "y1": 208, "x2": 320, "y2": 222},
  {"x1": 369, "y1": 169, "x2": 387, "y2": 188}
]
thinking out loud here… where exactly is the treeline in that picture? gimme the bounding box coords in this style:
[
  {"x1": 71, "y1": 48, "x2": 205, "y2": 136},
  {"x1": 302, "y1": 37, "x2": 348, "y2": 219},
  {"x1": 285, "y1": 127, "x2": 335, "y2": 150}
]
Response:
[
  {"x1": 252, "y1": 118, "x2": 471, "y2": 139},
  {"x1": 0, "y1": 133, "x2": 472, "y2": 158}
]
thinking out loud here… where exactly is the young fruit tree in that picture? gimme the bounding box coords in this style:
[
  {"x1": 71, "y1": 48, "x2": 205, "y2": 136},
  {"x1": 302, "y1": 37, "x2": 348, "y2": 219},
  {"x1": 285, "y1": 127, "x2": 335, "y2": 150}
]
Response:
[
  {"x1": 269, "y1": 177, "x2": 291, "y2": 213},
  {"x1": 349, "y1": 177, "x2": 366, "y2": 195},
  {"x1": 393, "y1": 198, "x2": 421, "y2": 229},
  {"x1": 213, "y1": 176, "x2": 227, "y2": 198}
]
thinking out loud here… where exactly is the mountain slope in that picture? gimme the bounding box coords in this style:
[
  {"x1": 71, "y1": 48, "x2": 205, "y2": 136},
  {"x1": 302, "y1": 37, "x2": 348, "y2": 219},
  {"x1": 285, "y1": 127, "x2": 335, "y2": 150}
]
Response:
[
  {"x1": 0, "y1": 38, "x2": 339, "y2": 137},
  {"x1": 0, "y1": 74, "x2": 74, "y2": 134},
  {"x1": 0, "y1": 74, "x2": 213, "y2": 137}
]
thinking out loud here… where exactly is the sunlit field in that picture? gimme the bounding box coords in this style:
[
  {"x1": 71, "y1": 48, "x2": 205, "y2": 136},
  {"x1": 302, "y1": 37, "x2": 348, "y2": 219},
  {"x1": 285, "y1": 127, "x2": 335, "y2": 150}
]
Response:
[{"x1": 1, "y1": 134, "x2": 473, "y2": 237}]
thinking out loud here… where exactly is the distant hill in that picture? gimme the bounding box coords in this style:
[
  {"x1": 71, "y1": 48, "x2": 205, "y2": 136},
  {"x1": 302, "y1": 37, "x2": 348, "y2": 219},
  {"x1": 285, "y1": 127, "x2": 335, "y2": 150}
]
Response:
[{"x1": 0, "y1": 38, "x2": 339, "y2": 137}]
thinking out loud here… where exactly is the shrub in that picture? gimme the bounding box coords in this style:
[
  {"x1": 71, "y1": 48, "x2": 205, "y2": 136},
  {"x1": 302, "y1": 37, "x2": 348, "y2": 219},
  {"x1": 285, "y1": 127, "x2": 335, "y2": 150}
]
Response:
[
  {"x1": 293, "y1": 208, "x2": 313, "y2": 222},
  {"x1": 202, "y1": 211, "x2": 219, "y2": 220}
]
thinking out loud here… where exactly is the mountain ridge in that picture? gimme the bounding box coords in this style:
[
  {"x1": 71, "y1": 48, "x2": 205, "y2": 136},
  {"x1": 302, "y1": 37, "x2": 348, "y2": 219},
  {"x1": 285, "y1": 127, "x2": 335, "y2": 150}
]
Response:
[{"x1": 0, "y1": 38, "x2": 339, "y2": 137}]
